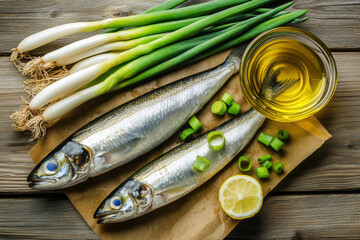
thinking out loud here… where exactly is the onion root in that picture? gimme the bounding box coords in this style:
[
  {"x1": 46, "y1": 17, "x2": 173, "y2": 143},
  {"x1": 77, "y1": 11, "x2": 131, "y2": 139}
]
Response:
[
  {"x1": 10, "y1": 98, "x2": 53, "y2": 141},
  {"x1": 22, "y1": 57, "x2": 57, "y2": 79},
  {"x1": 24, "y1": 67, "x2": 70, "y2": 97}
]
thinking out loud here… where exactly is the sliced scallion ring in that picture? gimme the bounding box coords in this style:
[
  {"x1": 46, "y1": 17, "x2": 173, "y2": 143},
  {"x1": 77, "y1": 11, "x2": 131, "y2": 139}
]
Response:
[
  {"x1": 221, "y1": 92, "x2": 234, "y2": 106},
  {"x1": 227, "y1": 102, "x2": 241, "y2": 115},
  {"x1": 188, "y1": 115, "x2": 202, "y2": 131},
  {"x1": 261, "y1": 160, "x2": 273, "y2": 170},
  {"x1": 207, "y1": 131, "x2": 225, "y2": 151},
  {"x1": 277, "y1": 129, "x2": 290, "y2": 141},
  {"x1": 258, "y1": 154, "x2": 272, "y2": 163},
  {"x1": 238, "y1": 156, "x2": 252, "y2": 171},
  {"x1": 180, "y1": 128, "x2": 195, "y2": 142},
  {"x1": 193, "y1": 155, "x2": 211, "y2": 172},
  {"x1": 211, "y1": 101, "x2": 227, "y2": 116}
]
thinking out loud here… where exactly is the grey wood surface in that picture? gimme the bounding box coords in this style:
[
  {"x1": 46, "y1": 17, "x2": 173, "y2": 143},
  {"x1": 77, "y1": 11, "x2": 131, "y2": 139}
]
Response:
[
  {"x1": 0, "y1": 194, "x2": 359, "y2": 239},
  {"x1": 0, "y1": 0, "x2": 359, "y2": 239}
]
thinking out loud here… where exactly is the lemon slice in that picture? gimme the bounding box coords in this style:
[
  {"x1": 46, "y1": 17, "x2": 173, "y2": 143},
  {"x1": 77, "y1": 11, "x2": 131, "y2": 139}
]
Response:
[{"x1": 219, "y1": 175, "x2": 263, "y2": 219}]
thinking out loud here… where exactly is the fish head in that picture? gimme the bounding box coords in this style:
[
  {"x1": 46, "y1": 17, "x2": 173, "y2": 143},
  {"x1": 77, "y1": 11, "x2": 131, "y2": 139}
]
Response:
[
  {"x1": 94, "y1": 179, "x2": 152, "y2": 223},
  {"x1": 27, "y1": 140, "x2": 92, "y2": 190}
]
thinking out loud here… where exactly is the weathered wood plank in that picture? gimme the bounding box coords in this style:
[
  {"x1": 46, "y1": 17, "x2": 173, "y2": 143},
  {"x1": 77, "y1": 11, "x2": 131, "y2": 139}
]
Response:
[
  {"x1": 0, "y1": 0, "x2": 359, "y2": 54},
  {"x1": 0, "y1": 52, "x2": 359, "y2": 194},
  {"x1": 0, "y1": 196, "x2": 98, "y2": 239},
  {"x1": 0, "y1": 194, "x2": 358, "y2": 239},
  {"x1": 0, "y1": 57, "x2": 38, "y2": 194},
  {"x1": 227, "y1": 193, "x2": 360, "y2": 239}
]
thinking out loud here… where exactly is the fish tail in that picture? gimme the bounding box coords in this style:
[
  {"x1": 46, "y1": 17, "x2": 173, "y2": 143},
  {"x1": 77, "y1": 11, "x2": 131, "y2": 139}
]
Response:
[
  {"x1": 260, "y1": 63, "x2": 300, "y2": 100},
  {"x1": 225, "y1": 42, "x2": 249, "y2": 71}
]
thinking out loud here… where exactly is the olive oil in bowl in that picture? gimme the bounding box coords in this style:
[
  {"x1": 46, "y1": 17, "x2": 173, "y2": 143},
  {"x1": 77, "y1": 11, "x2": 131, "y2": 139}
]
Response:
[{"x1": 240, "y1": 27, "x2": 337, "y2": 122}]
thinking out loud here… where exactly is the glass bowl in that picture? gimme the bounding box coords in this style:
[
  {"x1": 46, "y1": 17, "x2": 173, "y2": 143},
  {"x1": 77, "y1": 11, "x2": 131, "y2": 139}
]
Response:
[{"x1": 239, "y1": 27, "x2": 337, "y2": 122}]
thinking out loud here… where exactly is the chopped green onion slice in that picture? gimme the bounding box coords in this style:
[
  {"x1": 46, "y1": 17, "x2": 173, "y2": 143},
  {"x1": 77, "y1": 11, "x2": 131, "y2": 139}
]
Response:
[
  {"x1": 270, "y1": 138, "x2": 284, "y2": 151},
  {"x1": 258, "y1": 154, "x2": 272, "y2": 163},
  {"x1": 273, "y1": 161, "x2": 284, "y2": 174},
  {"x1": 238, "y1": 156, "x2": 252, "y2": 171},
  {"x1": 211, "y1": 101, "x2": 227, "y2": 115},
  {"x1": 261, "y1": 160, "x2": 273, "y2": 169},
  {"x1": 228, "y1": 102, "x2": 241, "y2": 115},
  {"x1": 207, "y1": 131, "x2": 225, "y2": 151},
  {"x1": 180, "y1": 128, "x2": 195, "y2": 142},
  {"x1": 188, "y1": 115, "x2": 202, "y2": 131},
  {"x1": 193, "y1": 155, "x2": 210, "y2": 172},
  {"x1": 256, "y1": 167, "x2": 269, "y2": 179},
  {"x1": 277, "y1": 129, "x2": 290, "y2": 141},
  {"x1": 221, "y1": 92, "x2": 234, "y2": 106},
  {"x1": 257, "y1": 132, "x2": 274, "y2": 146}
]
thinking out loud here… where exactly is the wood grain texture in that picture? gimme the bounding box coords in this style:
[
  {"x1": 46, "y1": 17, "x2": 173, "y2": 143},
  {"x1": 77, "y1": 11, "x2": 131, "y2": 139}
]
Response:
[
  {"x1": 0, "y1": 194, "x2": 358, "y2": 239},
  {"x1": 0, "y1": 52, "x2": 359, "y2": 194},
  {"x1": 0, "y1": 196, "x2": 98, "y2": 239},
  {"x1": 227, "y1": 193, "x2": 360, "y2": 239},
  {"x1": 0, "y1": 0, "x2": 359, "y2": 54}
]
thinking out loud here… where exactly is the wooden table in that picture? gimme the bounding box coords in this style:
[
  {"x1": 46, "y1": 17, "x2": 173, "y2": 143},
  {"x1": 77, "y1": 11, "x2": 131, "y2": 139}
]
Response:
[{"x1": 0, "y1": 0, "x2": 359, "y2": 239}]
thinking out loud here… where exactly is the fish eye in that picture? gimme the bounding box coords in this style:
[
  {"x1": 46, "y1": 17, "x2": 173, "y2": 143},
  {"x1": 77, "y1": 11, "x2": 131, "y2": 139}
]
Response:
[
  {"x1": 43, "y1": 160, "x2": 59, "y2": 175},
  {"x1": 109, "y1": 196, "x2": 122, "y2": 210}
]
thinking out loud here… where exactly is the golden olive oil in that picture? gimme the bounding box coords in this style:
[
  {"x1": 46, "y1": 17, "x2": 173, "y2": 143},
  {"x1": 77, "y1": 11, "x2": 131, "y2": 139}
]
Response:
[{"x1": 247, "y1": 38, "x2": 327, "y2": 121}]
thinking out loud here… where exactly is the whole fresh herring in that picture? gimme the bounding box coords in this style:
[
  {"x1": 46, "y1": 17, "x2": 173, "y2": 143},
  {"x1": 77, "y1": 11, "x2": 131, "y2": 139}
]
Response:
[
  {"x1": 93, "y1": 65, "x2": 298, "y2": 223},
  {"x1": 27, "y1": 44, "x2": 248, "y2": 190}
]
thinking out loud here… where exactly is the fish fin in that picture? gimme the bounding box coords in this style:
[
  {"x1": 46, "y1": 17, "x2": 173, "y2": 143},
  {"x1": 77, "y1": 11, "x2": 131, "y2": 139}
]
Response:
[{"x1": 260, "y1": 63, "x2": 299, "y2": 100}]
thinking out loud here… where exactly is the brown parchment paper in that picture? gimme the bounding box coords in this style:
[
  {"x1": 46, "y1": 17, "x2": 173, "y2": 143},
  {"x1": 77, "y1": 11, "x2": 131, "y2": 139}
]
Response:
[{"x1": 29, "y1": 50, "x2": 331, "y2": 240}]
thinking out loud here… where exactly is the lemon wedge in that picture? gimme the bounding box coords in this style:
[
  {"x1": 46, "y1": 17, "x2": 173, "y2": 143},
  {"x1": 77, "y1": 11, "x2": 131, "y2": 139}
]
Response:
[{"x1": 219, "y1": 175, "x2": 263, "y2": 219}]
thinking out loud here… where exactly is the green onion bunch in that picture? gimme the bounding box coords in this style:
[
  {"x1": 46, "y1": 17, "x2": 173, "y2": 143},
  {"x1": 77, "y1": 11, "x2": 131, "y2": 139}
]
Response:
[{"x1": 10, "y1": 0, "x2": 308, "y2": 140}]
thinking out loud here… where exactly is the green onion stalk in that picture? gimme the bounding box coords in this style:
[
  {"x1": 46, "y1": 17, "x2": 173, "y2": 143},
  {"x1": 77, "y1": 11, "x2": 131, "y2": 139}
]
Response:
[
  {"x1": 70, "y1": 9, "x2": 309, "y2": 75},
  {"x1": 103, "y1": 0, "x2": 189, "y2": 33},
  {"x1": 29, "y1": 0, "x2": 273, "y2": 111},
  {"x1": 69, "y1": 9, "x2": 289, "y2": 74},
  {"x1": 22, "y1": 10, "x2": 269, "y2": 78},
  {"x1": 68, "y1": 9, "x2": 308, "y2": 76},
  {"x1": 22, "y1": 6, "x2": 295, "y2": 101},
  {"x1": 10, "y1": 0, "x2": 186, "y2": 73},
  {"x1": 14, "y1": 0, "x2": 188, "y2": 93},
  {"x1": 13, "y1": 0, "x2": 250, "y2": 54},
  {"x1": 115, "y1": 9, "x2": 308, "y2": 90},
  {"x1": 20, "y1": 16, "x2": 207, "y2": 79}
]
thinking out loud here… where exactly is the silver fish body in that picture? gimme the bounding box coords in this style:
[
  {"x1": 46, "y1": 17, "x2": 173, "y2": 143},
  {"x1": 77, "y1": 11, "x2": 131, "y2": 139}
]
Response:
[
  {"x1": 94, "y1": 109, "x2": 265, "y2": 223},
  {"x1": 27, "y1": 45, "x2": 247, "y2": 190}
]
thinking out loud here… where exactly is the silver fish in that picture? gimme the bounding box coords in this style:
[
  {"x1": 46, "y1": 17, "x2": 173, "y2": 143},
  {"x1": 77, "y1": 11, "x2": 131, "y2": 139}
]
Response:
[
  {"x1": 27, "y1": 44, "x2": 248, "y2": 190},
  {"x1": 94, "y1": 109, "x2": 265, "y2": 223},
  {"x1": 93, "y1": 64, "x2": 298, "y2": 224}
]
